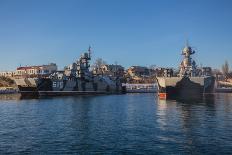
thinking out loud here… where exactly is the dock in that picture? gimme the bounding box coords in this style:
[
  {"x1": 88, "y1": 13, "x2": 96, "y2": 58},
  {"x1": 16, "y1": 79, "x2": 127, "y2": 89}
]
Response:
[
  {"x1": 215, "y1": 88, "x2": 232, "y2": 93},
  {"x1": 123, "y1": 83, "x2": 157, "y2": 93},
  {"x1": 0, "y1": 87, "x2": 18, "y2": 94},
  {"x1": 18, "y1": 90, "x2": 118, "y2": 97}
]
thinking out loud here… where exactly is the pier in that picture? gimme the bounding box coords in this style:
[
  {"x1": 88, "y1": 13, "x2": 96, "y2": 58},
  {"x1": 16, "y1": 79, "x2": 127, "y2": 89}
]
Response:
[
  {"x1": 0, "y1": 87, "x2": 18, "y2": 94},
  {"x1": 123, "y1": 83, "x2": 157, "y2": 93}
]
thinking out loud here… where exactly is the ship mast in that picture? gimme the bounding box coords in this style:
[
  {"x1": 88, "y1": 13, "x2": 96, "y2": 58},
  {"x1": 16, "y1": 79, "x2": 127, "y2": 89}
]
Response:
[{"x1": 88, "y1": 45, "x2": 91, "y2": 59}]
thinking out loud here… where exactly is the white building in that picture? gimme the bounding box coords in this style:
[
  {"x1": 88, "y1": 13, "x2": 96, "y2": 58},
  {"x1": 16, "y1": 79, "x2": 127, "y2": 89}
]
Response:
[
  {"x1": 0, "y1": 71, "x2": 16, "y2": 77},
  {"x1": 15, "y1": 63, "x2": 58, "y2": 77}
]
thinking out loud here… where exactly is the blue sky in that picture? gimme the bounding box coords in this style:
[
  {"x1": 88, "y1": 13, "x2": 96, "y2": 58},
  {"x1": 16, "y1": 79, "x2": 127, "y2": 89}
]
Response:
[{"x1": 0, "y1": 0, "x2": 232, "y2": 71}]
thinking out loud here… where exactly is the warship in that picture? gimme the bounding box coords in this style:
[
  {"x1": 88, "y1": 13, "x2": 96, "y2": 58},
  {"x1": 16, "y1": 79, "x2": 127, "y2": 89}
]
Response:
[
  {"x1": 14, "y1": 47, "x2": 124, "y2": 96},
  {"x1": 156, "y1": 43, "x2": 215, "y2": 99}
]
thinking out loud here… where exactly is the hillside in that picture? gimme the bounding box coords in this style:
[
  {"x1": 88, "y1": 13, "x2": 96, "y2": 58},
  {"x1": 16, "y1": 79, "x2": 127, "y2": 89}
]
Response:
[{"x1": 0, "y1": 76, "x2": 16, "y2": 88}]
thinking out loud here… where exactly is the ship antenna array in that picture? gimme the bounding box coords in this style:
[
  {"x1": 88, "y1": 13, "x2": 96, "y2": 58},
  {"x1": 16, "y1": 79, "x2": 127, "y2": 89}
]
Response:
[{"x1": 88, "y1": 45, "x2": 92, "y2": 58}]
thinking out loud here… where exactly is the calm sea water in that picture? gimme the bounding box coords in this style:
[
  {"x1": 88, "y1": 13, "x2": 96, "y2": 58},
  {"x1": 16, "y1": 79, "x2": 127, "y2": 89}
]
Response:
[{"x1": 0, "y1": 93, "x2": 232, "y2": 154}]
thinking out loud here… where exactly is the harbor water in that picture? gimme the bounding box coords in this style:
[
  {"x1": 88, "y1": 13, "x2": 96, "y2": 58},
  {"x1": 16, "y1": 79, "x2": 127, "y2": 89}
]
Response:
[{"x1": 0, "y1": 93, "x2": 232, "y2": 154}]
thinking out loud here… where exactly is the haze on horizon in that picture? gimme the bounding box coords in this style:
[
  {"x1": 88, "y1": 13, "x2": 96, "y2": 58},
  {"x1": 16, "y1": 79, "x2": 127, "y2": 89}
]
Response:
[{"x1": 0, "y1": 0, "x2": 232, "y2": 71}]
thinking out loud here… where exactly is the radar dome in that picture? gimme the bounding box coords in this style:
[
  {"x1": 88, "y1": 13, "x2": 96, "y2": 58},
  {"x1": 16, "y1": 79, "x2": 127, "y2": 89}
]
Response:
[{"x1": 183, "y1": 46, "x2": 192, "y2": 53}]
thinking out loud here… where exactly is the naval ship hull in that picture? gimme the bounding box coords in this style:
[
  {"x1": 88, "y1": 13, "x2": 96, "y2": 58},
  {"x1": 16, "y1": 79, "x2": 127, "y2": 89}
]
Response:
[
  {"x1": 156, "y1": 76, "x2": 215, "y2": 99},
  {"x1": 15, "y1": 78, "x2": 53, "y2": 96},
  {"x1": 15, "y1": 78, "x2": 123, "y2": 97}
]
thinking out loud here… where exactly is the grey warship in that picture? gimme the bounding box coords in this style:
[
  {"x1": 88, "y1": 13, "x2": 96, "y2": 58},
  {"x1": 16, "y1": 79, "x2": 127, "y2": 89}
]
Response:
[
  {"x1": 14, "y1": 47, "x2": 124, "y2": 96},
  {"x1": 156, "y1": 44, "x2": 215, "y2": 99}
]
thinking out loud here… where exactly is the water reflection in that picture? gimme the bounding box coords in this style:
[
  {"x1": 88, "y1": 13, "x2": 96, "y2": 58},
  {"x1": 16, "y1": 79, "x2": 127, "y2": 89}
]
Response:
[
  {"x1": 155, "y1": 94, "x2": 232, "y2": 154},
  {"x1": 0, "y1": 93, "x2": 232, "y2": 154},
  {"x1": 156, "y1": 95, "x2": 216, "y2": 127},
  {"x1": 0, "y1": 94, "x2": 40, "y2": 101},
  {"x1": 0, "y1": 93, "x2": 108, "y2": 101},
  {"x1": 0, "y1": 94, "x2": 22, "y2": 100}
]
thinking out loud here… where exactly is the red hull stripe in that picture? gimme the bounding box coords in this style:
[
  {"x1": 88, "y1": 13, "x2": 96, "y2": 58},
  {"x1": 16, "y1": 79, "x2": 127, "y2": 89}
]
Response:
[{"x1": 159, "y1": 93, "x2": 167, "y2": 99}]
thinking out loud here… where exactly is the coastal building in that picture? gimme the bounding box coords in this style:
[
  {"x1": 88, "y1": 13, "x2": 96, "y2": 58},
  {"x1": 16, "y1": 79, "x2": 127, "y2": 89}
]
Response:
[
  {"x1": 0, "y1": 71, "x2": 16, "y2": 77},
  {"x1": 15, "y1": 63, "x2": 57, "y2": 77},
  {"x1": 64, "y1": 63, "x2": 78, "y2": 76},
  {"x1": 125, "y1": 66, "x2": 158, "y2": 83},
  {"x1": 101, "y1": 64, "x2": 124, "y2": 77},
  {"x1": 127, "y1": 66, "x2": 150, "y2": 77}
]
